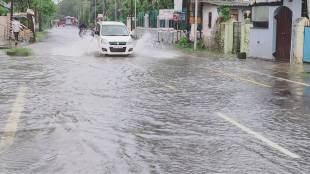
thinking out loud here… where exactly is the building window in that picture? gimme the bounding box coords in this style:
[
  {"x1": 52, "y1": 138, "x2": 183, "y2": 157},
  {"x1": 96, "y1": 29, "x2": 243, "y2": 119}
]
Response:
[
  {"x1": 302, "y1": 0, "x2": 309, "y2": 18},
  {"x1": 208, "y1": 12, "x2": 212, "y2": 28},
  {"x1": 252, "y1": 6, "x2": 269, "y2": 28}
]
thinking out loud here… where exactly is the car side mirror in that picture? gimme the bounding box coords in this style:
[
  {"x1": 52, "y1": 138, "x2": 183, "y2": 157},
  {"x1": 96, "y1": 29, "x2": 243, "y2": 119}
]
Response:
[{"x1": 95, "y1": 31, "x2": 99, "y2": 35}]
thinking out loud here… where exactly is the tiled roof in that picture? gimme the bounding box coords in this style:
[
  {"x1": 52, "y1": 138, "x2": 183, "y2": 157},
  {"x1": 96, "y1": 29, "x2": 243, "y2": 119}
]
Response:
[
  {"x1": 250, "y1": 0, "x2": 282, "y2": 5},
  {"x1": 197, "y1": 0, "x2": 250, "y2": 7}
]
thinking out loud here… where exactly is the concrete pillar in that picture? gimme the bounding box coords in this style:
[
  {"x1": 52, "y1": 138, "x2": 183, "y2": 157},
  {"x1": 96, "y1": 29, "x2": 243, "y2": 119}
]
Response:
[
  {"x1": 292, "y1": 17, "x2": 309, "y2": 64},
  {"x1": 240, "y1": 23, "x2": 253, "y2": 55},
  {"x1": 224, "y1": 19, "x2": 236, "y2": 54},
  {"x1": 308, "y1": 0, "x2": 310, "y2": 18},
  {"x1": 144, "y1": 14, "x2": 149, "y2": 28}
]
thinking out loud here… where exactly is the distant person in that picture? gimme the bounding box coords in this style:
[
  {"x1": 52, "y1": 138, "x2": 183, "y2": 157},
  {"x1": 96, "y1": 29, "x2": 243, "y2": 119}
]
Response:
[
  {"x1": 12, "y1": 17, "x2": 22, "y2": 46},
  {"x1": 79, "y1": 23, "x2": 87, "y2": 37},
  {"x1": 79, "y1": 23, "x2": 87, "y2": 31}
]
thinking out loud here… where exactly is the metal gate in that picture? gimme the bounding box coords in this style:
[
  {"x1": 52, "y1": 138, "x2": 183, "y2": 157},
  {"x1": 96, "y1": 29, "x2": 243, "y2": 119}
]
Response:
[
  {"x1": 275, "y1": 7, "x2": 292, "y2": 62},
  {"x1": 233, "y1": 22, "x2": 241, "y2": 54},
  {"x1": 304, "y1": 27, "x2": 310, "y2": 63}
]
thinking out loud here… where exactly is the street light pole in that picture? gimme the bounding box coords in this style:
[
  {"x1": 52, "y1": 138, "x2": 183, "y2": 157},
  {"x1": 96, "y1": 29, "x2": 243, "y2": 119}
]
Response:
[
  {"x1": 10, "y1": 0, "x2": 13, "y2": 21},
  {"x1": 130, "y1": 0, "x2": 133, "y2": 31},
  {"x1": 135, "y1": 0, "x2": 137, "y2": 29},
  {"x1": 95, "y1": 0, "x2": 97, "y2": 23},
  {"x1": 114, "y1": 0, "x2": 117, "y2": 21},
  {"x1": 10, "y1": 0, "x2": 13, "y2": 41},
  {"x1": 194, "y1": 0, "x2": 198, "y2": 51}
]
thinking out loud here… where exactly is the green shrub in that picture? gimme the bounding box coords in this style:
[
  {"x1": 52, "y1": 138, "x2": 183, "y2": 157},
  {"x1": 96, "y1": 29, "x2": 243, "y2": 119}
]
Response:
[
  {"x1": 176, "y1": 36, "x2": 192, "y2": 48},
  {"x1": 36, "y1": 31, "x2": 48, "y2": 42},
  {"x1": 219, "y1": 6, "x2": 230, "y2": 22},
  {"x1": 197, "y1": 40, "x2": 205, "y2": 49},
  {"x1": 6, "y1": 48, "x2": 32, "y2": 57}
]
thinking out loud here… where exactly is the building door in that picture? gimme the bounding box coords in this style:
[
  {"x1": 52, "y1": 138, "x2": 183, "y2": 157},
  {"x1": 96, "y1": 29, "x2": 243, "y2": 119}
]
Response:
[
  {"x1": 275, "y1": 7, "x2": 292, "y2": 62},
  {"x1": 304, "y1": 27, "x2": 310, "y2": 63}
]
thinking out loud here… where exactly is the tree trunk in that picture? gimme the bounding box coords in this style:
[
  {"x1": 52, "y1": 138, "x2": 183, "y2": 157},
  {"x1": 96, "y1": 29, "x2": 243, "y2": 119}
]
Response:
[{"x1": 39, "y1": 12, "x2": 42, "y2": 31}]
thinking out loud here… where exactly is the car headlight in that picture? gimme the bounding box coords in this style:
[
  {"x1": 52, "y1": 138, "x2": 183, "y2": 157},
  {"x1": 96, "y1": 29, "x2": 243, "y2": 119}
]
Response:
[{"x1": 101, "y1": 39, "x2": 108, "y2": 44}]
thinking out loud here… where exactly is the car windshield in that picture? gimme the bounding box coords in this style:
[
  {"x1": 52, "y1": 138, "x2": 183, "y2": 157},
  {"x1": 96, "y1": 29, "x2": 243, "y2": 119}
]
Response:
[{"x1": 101, "y1": 25, "x2": 129, "y2": 36}]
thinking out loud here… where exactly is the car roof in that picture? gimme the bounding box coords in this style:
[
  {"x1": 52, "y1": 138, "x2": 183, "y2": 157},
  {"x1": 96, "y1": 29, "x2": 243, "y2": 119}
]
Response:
[{"x1": 97, "y1": 21, "x2": 125, "y2": 26}]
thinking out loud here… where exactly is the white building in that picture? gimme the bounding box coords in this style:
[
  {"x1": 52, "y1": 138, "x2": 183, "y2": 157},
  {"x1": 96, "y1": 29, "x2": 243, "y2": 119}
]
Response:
[
  {"x1": 249, "y1": 0, "x2": 308, "y2": 62},
  {"x1": 199, "y1": 0, "x2": 250, "y2": 47}
]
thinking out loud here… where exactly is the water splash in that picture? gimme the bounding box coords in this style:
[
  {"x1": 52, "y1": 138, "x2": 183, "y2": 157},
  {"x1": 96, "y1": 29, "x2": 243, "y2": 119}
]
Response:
[{"x1": 134, "y1": 33, "x2": 182, "y2": 59}]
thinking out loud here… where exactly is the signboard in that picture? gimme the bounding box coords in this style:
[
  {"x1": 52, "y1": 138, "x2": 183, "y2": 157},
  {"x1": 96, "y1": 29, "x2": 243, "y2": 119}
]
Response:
[
  {"x1": 158, "y1": 9, "x2": 174, "y2": 20},
  {"x1": 174, "y1": 0, "x2": 183, "y2": 12},
  {"x1": 189, "y1": 16, "x2": 202, "y2": 24},
  {"x1": 180, "y1": 12, "x2": 186, "y2": 21},
  {"x1": 173, "y1": 14, "x2": 180, "y2": 21}
]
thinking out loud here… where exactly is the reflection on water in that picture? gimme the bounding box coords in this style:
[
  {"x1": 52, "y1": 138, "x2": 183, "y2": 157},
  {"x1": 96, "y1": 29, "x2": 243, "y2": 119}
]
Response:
[{"x1": 0, "y1": 27, "x2": 309, "y2": 173}]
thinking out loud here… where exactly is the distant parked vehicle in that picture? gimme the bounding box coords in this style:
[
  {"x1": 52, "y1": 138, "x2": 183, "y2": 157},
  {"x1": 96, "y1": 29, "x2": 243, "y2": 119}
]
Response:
[{"x1": 94, "y1": 21, "x2": 135, "y2": 56}]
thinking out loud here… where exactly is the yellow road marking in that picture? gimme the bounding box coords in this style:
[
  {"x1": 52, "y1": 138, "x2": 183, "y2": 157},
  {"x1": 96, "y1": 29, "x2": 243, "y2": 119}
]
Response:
[
  {"x1": 206, "y1": 68, "x2": 272, "y2": 88},
  {"x1": 164, "y1": 85, "x2": 177, "y2": 91},
  {"x1": 128, "y1": 62, "x2": 178, "y2": 91},
  {"x1": 0, "y1": 86, "x2": 27, "y2": 154},
  {"x1": 216, "y1": 112, "x2": 300, "y2": 159},
  {"x1": 237, "y1": 68, "x2": 310, "y2": 87}
]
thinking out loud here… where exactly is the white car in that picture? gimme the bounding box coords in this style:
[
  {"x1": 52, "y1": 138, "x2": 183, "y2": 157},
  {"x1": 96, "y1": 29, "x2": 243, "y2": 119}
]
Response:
[{"x1": 95, "y1": 21, "x2": 134, "y2": 56}]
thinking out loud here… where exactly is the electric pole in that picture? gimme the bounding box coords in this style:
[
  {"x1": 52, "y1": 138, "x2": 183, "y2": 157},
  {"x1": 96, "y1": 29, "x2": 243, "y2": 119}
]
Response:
[
  {"x1": 95, "y1": 0, "x2": 97, "y2": 24},
  {"x1": 10, "y1": 0, "x2": 13, "y2": 21},
  {"x1": 130, "y1": 0, "x2": 133, "y2": 31},
  {"x1": 194, "y1": 0, "x2": 198, "y2": 51},
  {"x1": 135, "y1": 0, "x2": 137, "y2": 29},
  {"x1": 114, "y1": 0, "x2": 117, "y2": 21},
  {"x1": 10, "y1": 0, "x2": 13, "y2": 41}
]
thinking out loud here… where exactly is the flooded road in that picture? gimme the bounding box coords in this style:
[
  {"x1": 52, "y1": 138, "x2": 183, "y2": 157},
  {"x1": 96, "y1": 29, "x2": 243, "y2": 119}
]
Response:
[{"x1": 0, "y1": 27, "x2": 310, "y2": 174}]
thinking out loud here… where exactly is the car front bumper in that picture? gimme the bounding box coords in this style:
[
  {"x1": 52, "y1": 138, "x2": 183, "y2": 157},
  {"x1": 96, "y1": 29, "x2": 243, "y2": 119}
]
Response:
[{"x1": 100, "y1": 44, "x2": 134, "y2": 55}]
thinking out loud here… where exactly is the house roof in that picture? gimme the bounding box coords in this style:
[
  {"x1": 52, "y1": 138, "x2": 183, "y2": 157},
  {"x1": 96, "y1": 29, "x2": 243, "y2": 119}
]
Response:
[
  {"x1": 250, "y1": 0, "x2": 282, "y2": 5},
  {"x1": 197, "y1": 0, "x2": 250, "y2": 7}
]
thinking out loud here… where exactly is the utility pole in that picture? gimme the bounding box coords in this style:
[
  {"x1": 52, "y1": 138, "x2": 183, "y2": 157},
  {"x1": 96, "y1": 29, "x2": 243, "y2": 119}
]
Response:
[
  {"x1": 194, "y1": 0, "x2": 198, "y2": 51},
  {"x1": 135, "y1": 0, "x2": 137, "y2": 29},
  {"x1": 10, "y1": 0, "x2": 13, "y2": 21},
  {"x1": 103, "y1": 0, "x2": 106, "y2": 20},
  {"x1": 10, "y1": 0, "x2": 13, "y2": 41},
  {"x1": 186, "y1": 0, "x2": 190, "y2": 39},
  {"x1": 95, "y1": 0, "x2": 97, "y2": 24},
  {"x1": 114, "y1": 0, "x2": 117, "y2": 21},
  {"x1": 130, "y1": 0, "x2": 133, "y2": 31}
]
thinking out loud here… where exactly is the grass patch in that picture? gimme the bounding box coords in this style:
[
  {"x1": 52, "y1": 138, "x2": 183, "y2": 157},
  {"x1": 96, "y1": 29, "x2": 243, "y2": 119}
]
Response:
[
  {"x1": 36, "y1": 31, "x2": 48, "y2": 42},
  {"x1": 6, "y1": 48, "x2": 32, "y2": 57},
  {"x1": 175, "y1": 36, "x2": 205, "y2": 52},
  {"x1": 302, "y1": 72, "x2": 310, "y2": 78}
]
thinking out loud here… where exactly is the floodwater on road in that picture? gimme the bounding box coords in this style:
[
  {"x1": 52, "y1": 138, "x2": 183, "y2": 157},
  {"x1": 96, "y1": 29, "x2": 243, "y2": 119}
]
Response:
[{"x1": 0, "y1": 27, "x2": 310, "y2": 174}]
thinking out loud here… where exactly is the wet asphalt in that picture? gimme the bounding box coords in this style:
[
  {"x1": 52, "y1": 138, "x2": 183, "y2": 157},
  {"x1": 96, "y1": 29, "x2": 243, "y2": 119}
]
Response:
[{"x1": 0, "y1": 27, "x2": 310, "y2": 174}]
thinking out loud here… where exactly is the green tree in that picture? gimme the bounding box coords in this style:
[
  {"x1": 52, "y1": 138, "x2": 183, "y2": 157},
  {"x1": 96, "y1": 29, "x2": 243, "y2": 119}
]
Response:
[
  {"x1": 57, "y1": 0, "x2": 173, "y2": 25},
  {"x1": 13, "y1": 0, "x2": 57, "y2": 30}
]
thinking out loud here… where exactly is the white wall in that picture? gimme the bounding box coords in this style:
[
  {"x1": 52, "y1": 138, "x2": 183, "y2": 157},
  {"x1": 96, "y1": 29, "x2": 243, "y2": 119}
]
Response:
[
  {"x1": 250, "y1": 6, "x2": 278, "y2": 59},
  {"x1": 283, "y1": 0, "x2": 302, "y2": 21},
  {"x1": 250, "y1": 0, "x2": 303, "y2": 60},
  {"x1": 202, "y1": 4, "x2": 219, "y2": 37}
]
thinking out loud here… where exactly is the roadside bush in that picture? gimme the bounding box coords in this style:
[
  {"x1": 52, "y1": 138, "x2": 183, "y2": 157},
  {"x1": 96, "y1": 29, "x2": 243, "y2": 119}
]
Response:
[
  {"x1": 6, "y1": 48, "x2": 32, "y2": 57},
  {"x1": 197, "y1": 40, "x2": 205, "y2": 49},
  {"x1": 176, "y1": 36, "x2": 192, "y2": 48},
  {"x1": 36, "y1": 31, "x2": 48, "y2": 42}
]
